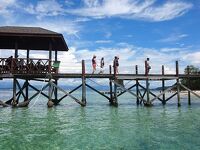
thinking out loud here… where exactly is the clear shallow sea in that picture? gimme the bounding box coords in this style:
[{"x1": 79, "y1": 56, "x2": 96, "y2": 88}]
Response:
[{"x1": 0, "y1": 89, "x2": 200, "y2": 150}]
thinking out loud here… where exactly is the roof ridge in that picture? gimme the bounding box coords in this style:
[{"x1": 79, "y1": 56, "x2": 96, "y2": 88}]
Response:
[{"x1": 0, "y1": 26, "x2": 59, "y2": 35}]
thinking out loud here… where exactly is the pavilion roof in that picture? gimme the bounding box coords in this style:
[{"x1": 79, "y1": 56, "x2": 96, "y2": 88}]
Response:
[{"x1": 0, "y1": 26, "x2": 68, "y2": 51}]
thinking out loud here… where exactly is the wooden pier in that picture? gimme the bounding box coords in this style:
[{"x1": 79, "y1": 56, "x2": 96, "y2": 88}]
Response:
[{"x1": 1, "y1": 26, "x2": 200, "y2": 108}]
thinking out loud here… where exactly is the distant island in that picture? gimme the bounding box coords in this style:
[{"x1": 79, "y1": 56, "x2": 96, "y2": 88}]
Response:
[{"x1": 181, "y1": 65, "x2": 200, "y2": 90}]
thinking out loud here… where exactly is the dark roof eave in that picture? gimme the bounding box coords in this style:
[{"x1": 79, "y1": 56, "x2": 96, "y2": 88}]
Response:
[
  {"x1": 0, "y1": 32, "x2": 63, "y2": 38},
  {"x1": 0, "y1": 26, "x2": 69, "y2": 51}
]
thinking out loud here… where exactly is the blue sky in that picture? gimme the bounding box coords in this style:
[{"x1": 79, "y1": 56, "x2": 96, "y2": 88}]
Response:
[{"x1": 0, "y1": 0, "x2": 200, "y2": 75}]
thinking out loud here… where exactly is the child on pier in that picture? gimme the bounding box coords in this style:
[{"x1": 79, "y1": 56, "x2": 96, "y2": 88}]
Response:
[
  {"x1": 99, "y1": 57, "x2": 104, "y2": 74},
  {"x1": 92, "y1": 55, "x2": 97, "y2": 74}
]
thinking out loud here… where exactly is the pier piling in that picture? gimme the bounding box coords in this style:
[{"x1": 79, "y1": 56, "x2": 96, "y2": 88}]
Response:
[
  {"x1": 109, "y1": 65, "x2": 113, "y2": 105},
  {"x1": 82, "y1": 60, "x2": 86, "y2": 105},
  {"x1": 187, "y1": 66, "x2": 191, "y2": 105},
  {"x1": 135, "y1": 65, "x2": 139, "y2": 105},
  {"x1": 162, "y1": 65, "x2": 166, "y2": 105},
  {"x1": 176, "y1": 61, "x2": 181, "y2": 107}
]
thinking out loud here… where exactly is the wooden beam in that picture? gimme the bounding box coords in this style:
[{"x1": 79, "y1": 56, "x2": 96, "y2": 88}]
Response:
[
  {"x1": 117, "y1": 84, "x2": 136, "y2": 97},
  {"x1": 29, "y1": 83, "x2": 49, "y2": 101},
  {"x1": 150, "y1": 84, "x2": 177, "y2": 102},
  {"x1": 138, "y1": 84, "x2": 163, "y2": 102},
  {"x1": 86, "y1": 84, "x2": 110, "y2": 101},
  {"x1": 57, "y1": 84, "x2": 82, "y2": 103},
  {"x1": 50, "y1": 81, "x2": 85, "y2": 106},
  {"x1": 29, "y1": 84, "x2": 49, "y2": 99},
  {"x1": 112, "y1": 80, "x2": 146, "y2": 102},
  {"x1": 180, "y1": 83, "x2": 200, "y2": 99},
  {"x1": 165, "y1": 92, "x2": 177, "y2": 102}
]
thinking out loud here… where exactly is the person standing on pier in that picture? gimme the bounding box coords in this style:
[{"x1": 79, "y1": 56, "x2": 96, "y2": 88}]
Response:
[
  {"x1": 92, "y1": 55, "x2": 97, "y2": 74},
  {"x1": 113, "y1": 56, "x2": 119, "y2": 74},
  {"x1": 145, "y1": 58, "x2": 151, "y2": 75},
  {"x1": 99, "y1": 57, "x2": 104, "y2": 74}
]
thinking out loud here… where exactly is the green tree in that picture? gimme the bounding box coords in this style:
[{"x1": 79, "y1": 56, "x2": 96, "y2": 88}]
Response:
[{"x1": 181, "y1": 65, "x2": 200, "y2": 90}]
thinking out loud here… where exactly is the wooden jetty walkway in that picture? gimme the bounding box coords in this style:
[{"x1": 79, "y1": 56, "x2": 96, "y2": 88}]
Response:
[{"x1": 0, "y1": 26, "x2": 200, "y2": 108}]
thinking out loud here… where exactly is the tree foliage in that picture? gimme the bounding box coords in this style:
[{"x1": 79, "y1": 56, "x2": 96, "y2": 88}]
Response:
[{"x1": 181, "y1": 65, "x2": 200, "y2": 90}]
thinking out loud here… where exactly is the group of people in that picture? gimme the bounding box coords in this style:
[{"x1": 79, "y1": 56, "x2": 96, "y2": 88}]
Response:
[
  {"x1": 91, "y1": 55, "x2": 119, "y2": 74},
  {"x1": 91, "y1": 55, "x2": 151, "y2": 75}
]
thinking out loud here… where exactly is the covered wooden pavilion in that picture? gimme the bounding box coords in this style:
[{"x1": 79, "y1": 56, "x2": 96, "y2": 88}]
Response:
[
  {"x1": 0, "y1": 26, "x2": 68, "y2": 74},
  {"x1": 0, "y1": 26, "x2": 68, "y2": 106}
]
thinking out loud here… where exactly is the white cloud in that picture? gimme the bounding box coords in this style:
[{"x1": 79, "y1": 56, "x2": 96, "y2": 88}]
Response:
[
  {"x1": 58, "y1": 47, "x2": 82, "y2": 73},
  {"x1": 64, "y1": 44, "x2": 194, "y2": 75},
  {"x1": 183, "y1": 51, "x2": 200, "y2": 65},
  {"x1": 0, "y1": 0, "x2": 16, "y2": 18},
  {"x1": 160, "y1": 47, "x2": 185, "y2": 52},
  {"x1": 33, "y1": 21, "x2": 80, "y2": 37},
  {"x1": 0, "y1": 42, "x2": 195, "y2": 76},
  {"x1": 159, "y1": 34, "x2": 188, "y2": 43},
  {"x1": 95, "y1": 40, "x2": 112, "y2": 44},
  {"x1": 133, "y1": 1, "x2": 192, "y2": 21},
  {"x1": 25, "y1": 0, "x2": 64, "y2": 19},
  {"x1": 10, "y1": 19, "x2": 81, "y2": 37},
  {"x1": 67, "y1": 0, "x2": 192, "y2": 21}
]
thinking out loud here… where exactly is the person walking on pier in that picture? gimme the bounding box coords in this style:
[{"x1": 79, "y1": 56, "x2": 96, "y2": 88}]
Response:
[
  {"x1": 113, "y1": 56, "x2": 119, "y2": 74},
  {"x1": 99, "y1": 57, "x2": 104, "y2": 74},
  {"x1": 92, "y1": 55, "x2": 97, "y2": 74}
]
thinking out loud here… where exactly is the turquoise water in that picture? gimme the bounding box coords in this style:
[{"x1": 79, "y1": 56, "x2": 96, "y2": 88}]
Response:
[{"x1": 1, "y1": 90, "x2": 200, "y2": 150}]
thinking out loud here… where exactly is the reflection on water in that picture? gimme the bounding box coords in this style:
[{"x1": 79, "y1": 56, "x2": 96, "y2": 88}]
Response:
[{"x1": 1, "y1": 91, "x2": 200, "y2": 149}]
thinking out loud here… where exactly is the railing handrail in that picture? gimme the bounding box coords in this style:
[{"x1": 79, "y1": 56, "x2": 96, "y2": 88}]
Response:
[{"x1": 0, "y1": 57, "x2": 58, "y2": 74}]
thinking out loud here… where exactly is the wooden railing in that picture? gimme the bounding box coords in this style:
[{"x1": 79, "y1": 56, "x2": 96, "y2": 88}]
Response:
[{"x1": 0, "y1": 58, "x2": 58, "y2": 74}]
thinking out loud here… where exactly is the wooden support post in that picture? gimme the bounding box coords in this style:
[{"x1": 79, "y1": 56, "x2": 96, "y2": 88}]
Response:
[
  {"x1": 12, "y1": 77, "x2": 17, "y2": 106},
  {"x1": 13, "y1": 41, "x2": 18, "y2": 73},
  {"x1": 82, "y1": 60, "x2": 86, "y2": 105},
  {"x1": 48, "y1": 81, "x2": 52, "y2": 101},
  {"x1": 177, "y1": 81, "x2": 181, "y2": 107},
  {"x1": 15, "y1": 42, "x2": 18, "y2": 59},
  {"x1": 25, "y1": 80, "x2": 29, "y2": 101},
  {"x1": 135, "y1": 65, "x2": 139, "y2": 105},
  {"x1": 47, "y1": 41, "x2": 54, "y2": 107},
  {"x1": 55, "y1": 50, "x2": 58, "y2": 62},
  {"x1": 113, "y1": 64, "x2": 118, "y2": 106},
  {"x1": 176, "y1": 61, "x2": 181, "y2": 107},
  {"x1": 25, "y1": 49, "x2": 29, "y2": 101},
  {"x1": 176, "y1": 61, "x2": 179, "y2": 76},
  {"x1": 54, "y1": 50, "x2": 58, "y2": 103},
  {"x1": 144, "y1": 61, "x2": 151, "y2": 106},
  {"x1": 47, "y1": 79, "x2": 54, "y2": 107},
  {"x1": 162, "y1": 65, "x2": 166, "y2": 105},
  {"x1": 144, "y1": 78, "x2": 151, "y2": 106},
  {"x1": 187, "y1": 66, "x2": 191, "y2": 105},
  {"x1": 11, "y1": 42, "x2": 18, "y2": 106},
  {"x1": 54, "y1": 80, "x2": 58, "y2": 103},
  {"x1": 113, "y1": 82, "x2": 118, "y2": 106},
  {"x1": 49, "y1": 42, "x2": 52, "y2": 73},
  {"x1": 109, "y1": 65, "x2": 113, "y2": 105}
]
